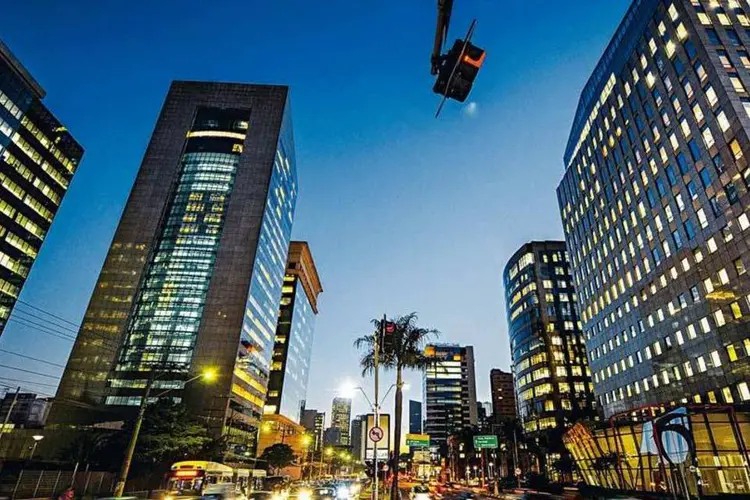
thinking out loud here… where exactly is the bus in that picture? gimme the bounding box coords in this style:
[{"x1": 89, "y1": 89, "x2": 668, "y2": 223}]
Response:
[{"x1": 166, "y1": 461, "x2": 252, "y2": 499}]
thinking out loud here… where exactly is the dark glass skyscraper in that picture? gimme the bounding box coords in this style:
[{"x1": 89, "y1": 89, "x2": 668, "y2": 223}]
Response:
[
  {"x1": 265, "y1": 241, "x2": 322, "y2": 423},
  {"x1": 0, "y1": 41, "x2": 83, "y2": 333},
  {"x1": 503, "y1": 241, "x2": 596, "y2": 444},
  {"x1": 50, "y1": 82, "x2": 297, "y2": 455},
  {"x1": 409, "y1": 399, "x2": 422, "y2": 434},
  {"x1": 558, "y1": 0, "x2": 750, "y2": 418},
  {"x1": 423, "y1": 344, "x2": 477, "y2": 454}
]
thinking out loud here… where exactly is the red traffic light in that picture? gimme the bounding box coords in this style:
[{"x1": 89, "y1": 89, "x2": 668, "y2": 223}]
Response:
[{"x1": 385, "y1": 322, "x2": 396, "y2": 334}]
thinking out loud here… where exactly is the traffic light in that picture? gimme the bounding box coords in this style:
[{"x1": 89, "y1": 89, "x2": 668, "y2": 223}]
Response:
[
  {"x1": 433, "y1": 39, "x2": 486, "y2": 102},
  {"x1": 379, "y1": 320, "x2": 397, "y2": 355}
]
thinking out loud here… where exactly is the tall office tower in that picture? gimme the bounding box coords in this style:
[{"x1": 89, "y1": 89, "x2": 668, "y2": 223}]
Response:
[
  {"x1": 49, "y1": 82, "x2": 297, "y2": 453},
  {"x1": 314, "y1": 412, "x2": 326, "y2": 451},
  {"x1": 423, "y1": 344, "x2": 478, "y2": 454},
  {"x1": 301, "y1": 408, "x2": 326, "y2": 452},
  {"x1": 350, "y1": 414, "x2": 365, "y2": 460},
  {"x1": 265, "y1": 241, "x2": 322, "y2": 422},
  {"x1": 490, "y1": 369, "x2": 517, "y2": 420},
  {"x1": 0, "y1": 41, "x2": 83, "y2": 332},
  {"x1": 330, "y1": 397, "x2": 352, "y2": 446},
  {"x1": 409, "y1": 399, "x2": 422, "y2": 434},
  {"x1": 557, "y1": 0, "x2": 750, "y2": 418},
  {"x1": 503, "y1": 242, "x2": 597, "y2": 442}
]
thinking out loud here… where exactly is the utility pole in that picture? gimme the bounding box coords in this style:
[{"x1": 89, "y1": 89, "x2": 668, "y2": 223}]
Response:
[
  {"x1": 373, "y1": 314, "x2": 383, "y2": 500},
  {"x1": 513, "y1": 428, "x2": 520, "y2": 489},
  {"x1": 0, "y1": 387, "x2": 20, "y2": 448},
  {"x1": 114, "y1": 375, "x2": 155, "y2": 497}
]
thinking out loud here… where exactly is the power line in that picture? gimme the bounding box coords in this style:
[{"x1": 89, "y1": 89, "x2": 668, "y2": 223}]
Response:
[
  {"x1": 16, "y1": 299, "x2": 80, "y2": 328},
  {"x1": 12, "y1": 308, "x2": 78, "y2": 336},
  {"x1": 0, "y1": 376, "x2": 58, "y2": 388},
  {"x1": 0, "y1": 363, "x2": 60, "y2": 380},
  {"x1": 0, "y1": 349, "x2": 65, "y2": 368}
]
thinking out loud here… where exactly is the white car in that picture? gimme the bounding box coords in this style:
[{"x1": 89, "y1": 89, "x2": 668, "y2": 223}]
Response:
[{"x1": 410, "y1": 485, "x2": 431, "y2": 500}]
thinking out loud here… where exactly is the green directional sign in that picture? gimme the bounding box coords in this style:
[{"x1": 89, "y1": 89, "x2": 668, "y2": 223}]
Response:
[
  {"x1": 473, "y1": 435, "x2": 498, "y2": 449},
  {"x1": 406, "y1": 433, "x2": 430, "y2": 448}
]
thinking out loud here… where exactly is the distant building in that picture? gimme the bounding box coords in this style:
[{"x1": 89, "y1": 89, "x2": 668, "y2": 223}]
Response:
[
  {"x1": 0, "y1": 41, "x2": 84, "y2": 334},
  {"x1": 314, "y1": 412, "x2": 325, "y2": 451},
  {"x1": 490, "y1": 369, "x2": 517, "y2": 420},
  {"x1": 503, "y1": 241, "x2": 597, "y2": 446},
  {"x1": 323, "y1": 427, "x2": 341, "y2": 447},
  {"x1": 301, "y1": 409, "x2": 325, "y2": 452},
  {"x1": 258, "y1": 413, "x2": 308, "y2": 479},
  {"x1": 0, "y1": 392, "x2": 49, "y2": 427},
  {"x1": 476, "y1": 401, "x2": 492, "y2": 433},
  {"x1": 350, "y1": 414, "x2": 366, "y2": 461},
  {"x1": 265, "y1": 241, "x2": 323, "y2": 423},
  {"x1": 331, "y1": 397, "x2": 352, "y2": 446},
  {"x1": 409, "y1": 400, "x2": 422, "y2": 434},
  {"x1": 423, "y1": 344, "x2": 477, "y2": 454}
]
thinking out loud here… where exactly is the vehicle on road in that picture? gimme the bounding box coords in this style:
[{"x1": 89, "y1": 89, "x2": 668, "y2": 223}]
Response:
[
  {"x1": 410, "y1": 485, "x2": 431, "y2": 500},
  {"x1": 166, "y1": 461, "x2": 250, "y2": 500}
]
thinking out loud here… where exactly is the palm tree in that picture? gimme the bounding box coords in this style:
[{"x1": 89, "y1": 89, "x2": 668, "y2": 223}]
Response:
[{"x1": 354, "y1": 312, "x2": 439, "y2": 499}]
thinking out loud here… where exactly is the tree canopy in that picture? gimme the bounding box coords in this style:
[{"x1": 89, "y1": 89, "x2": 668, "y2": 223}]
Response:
[{"x1": 259, "y1": 443, "x2": 296, "y2": 474}]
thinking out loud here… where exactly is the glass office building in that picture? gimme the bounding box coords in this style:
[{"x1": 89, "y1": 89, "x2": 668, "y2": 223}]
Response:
[
  {"x1": 331, "y1": 396, "x2": 352, "y2": 446},
  {"x1": 423, "y1": 344, "x2": 478, "y2": 454},
  {"x1": 557, "y1": 0, "x2": 750, "y2": 419},
  {"x1": 265, "y1": 241, "x2": 322, "y2": 423},
  {"x1": 503, "y1": 241, "x2": 597, "y2": 444},
  {"x1": 51, "y1": 82, "x2": 297, "y2": 456},
  {"x1": 0, "y1": 41, "x2": 83, "y2": 333}
]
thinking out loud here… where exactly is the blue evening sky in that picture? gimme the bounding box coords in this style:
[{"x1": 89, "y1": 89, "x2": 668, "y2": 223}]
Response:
[{"x1": 0, "y1": 0, "x2": 630, "y2": 425}]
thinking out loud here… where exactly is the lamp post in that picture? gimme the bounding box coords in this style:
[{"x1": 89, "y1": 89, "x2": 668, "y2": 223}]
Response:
[
  {"x1": 113, "y1": 367, "x2": 217, "y2": 497},
  {"x1": 29, "y1": 435, "x2": 43, "y2": 459},
  {"x1": 301, "y1": 434, "x2": 312, "y2": 479}
]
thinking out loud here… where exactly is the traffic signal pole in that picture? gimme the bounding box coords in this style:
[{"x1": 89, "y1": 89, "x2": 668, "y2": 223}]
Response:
[{"x1": 373, "y1": 315, "x2": 383, "y2": 500}]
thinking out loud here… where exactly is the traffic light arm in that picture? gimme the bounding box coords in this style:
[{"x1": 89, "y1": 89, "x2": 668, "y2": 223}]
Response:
[
  {"x1": 435, "y1": 19, "x2": 477, "y2": 118},
  {"x1": 432, "y1": 0, "x2": 455, "y2": 75}
]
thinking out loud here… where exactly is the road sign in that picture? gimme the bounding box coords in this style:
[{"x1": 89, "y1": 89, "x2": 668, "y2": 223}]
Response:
[
  {"x1": 369, "y1": 426, "x2": 384, "y2": 443},
  {"x1": 473, "y1": 435, "x2": 498, "y2": 449},
  {"x1": 406, "y1": 433, "x2": 430, "y2": 448}
]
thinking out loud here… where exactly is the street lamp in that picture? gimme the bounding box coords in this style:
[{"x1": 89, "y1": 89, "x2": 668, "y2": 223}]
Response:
[
  {"x1": 29, "y1": 435, "x2": 43, "y2": 459},
  {"x1": 113, "y1": 367, "x2": 217, "y2": 497}
]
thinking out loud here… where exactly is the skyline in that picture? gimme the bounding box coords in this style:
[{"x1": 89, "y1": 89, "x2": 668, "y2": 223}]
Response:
[{"x1": 0, "y1": 0, "x2": 631, "y2": 420}]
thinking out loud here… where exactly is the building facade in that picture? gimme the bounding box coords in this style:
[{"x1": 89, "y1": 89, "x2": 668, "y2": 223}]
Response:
[
  {"x1": 265, "y1": 241, "x2": 322, "y2": 423},
  {"x1": 409, "y1": 399, "x2": 422, "y2": 434},
  {"x1": 423, "y1": 344, "x2": 478, "y2": 453},
  {"x1": 350, "y1": 414, "x2": 365, "y2": 461},
  {"x1": 0, "y1": 41, "x2": 83, "y2": 333},
  {"x1": 0, "y1": 392, "x2": 49, "y2": 428},
  {"x1": 558, "y1": 0, "x2": 750, "y2": 418},
  {"x1": 490, "y1": 369, "x2": 517, "y2": 420},
  {"x1": 330, "y1": 397, "x2": 352, "y2": 446},
  {"x1": 503, "y1": 241, "x2": 597, "y2": 443},
  {"x1": 49, "y1": 82, "x2": 297, "y2": 457}
]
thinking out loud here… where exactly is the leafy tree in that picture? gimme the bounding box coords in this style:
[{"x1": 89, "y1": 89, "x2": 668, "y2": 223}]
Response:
[
  {"x1": 259, "y1": 443, "x2": 296, "y2": 474},
  {"x1": 101, "y1": 400, "x2": 213, "y2": 476},
  {"x1": 56, "y1": 430, "x2": 114, "y2": 469},
  {"x1": 354, "y1": 312, "x2": 439, "y2": 498}
]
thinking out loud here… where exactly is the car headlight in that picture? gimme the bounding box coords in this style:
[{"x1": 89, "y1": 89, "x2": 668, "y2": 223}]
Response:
[
  {"x1": 299, "y1": 490, "x2": 312, "y2": 500},
  {"x1": 336, "y1": 487, "x2": 350, "y2": 498}
]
